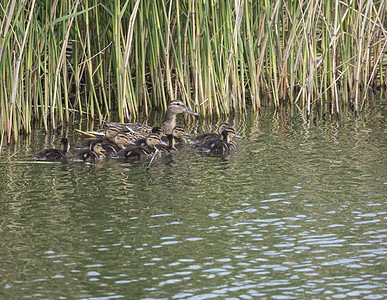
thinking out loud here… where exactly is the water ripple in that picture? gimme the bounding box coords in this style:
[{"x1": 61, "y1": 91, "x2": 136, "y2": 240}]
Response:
[{"x1": 1, "y1": 115, "x2": 386, "y2": 299}]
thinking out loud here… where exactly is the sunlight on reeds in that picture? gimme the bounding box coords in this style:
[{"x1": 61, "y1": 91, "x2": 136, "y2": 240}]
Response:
[{"x1": 0, "y1": 0, "x2": 386, "y2": 142}]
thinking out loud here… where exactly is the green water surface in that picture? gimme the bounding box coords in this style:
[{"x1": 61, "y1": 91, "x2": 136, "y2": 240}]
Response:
[{"x1": 0, "y1": 108, "x2": 386, "y2": 299}]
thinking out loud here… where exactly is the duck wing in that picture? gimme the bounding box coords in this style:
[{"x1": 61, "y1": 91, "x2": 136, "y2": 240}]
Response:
[
  {"x1": 105, "y1": 122, "x2": 152, "y2": 135},
  {"x1": 190, "y1": 133, "x2": 220, "y2": 145}
]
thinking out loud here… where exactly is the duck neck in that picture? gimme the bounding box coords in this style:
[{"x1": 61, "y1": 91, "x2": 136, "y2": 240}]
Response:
[
  {"x1": 60, "y1": 143, "x2": 69, "y2": 154},
  {"x1": 221, "y1": 132, "x2": 231, "y2": 143},
  {"x1": 116, "y1": 141, "x2": 125, "y2": 149},
  {"x1": 162, "y1": 112, "x2": 176, "y2": 135}
]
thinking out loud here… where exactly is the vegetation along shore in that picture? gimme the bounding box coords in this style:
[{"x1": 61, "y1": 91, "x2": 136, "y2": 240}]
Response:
[{"x1": 0, "y1": 0, "x2": 386, "y2": 143}]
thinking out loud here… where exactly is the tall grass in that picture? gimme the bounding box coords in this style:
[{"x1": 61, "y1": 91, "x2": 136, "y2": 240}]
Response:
[{"x1": 0, "y1": 0, "x2": 386, "y2": 142}]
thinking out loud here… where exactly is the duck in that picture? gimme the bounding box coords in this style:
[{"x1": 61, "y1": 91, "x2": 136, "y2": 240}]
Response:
[
  {"x1": 33, "y1": 137, "x2": 71, "y2": 161},
  {"x1": 196, "y1": 127, "x2": 243, "y2": 155},
  {"x1": 190, "y1": 122, "x2": 236, "y2": 145},
  {"x1": 161, "y1": 126, "x2": 192, "y2": 153},
  {"x1": 76, "y1": 132, "x2": 134, "y2": 155},
  {"x1": 113, "y1": 133, "x2": 168, "y2": 160},
  {"x1": 168, "y1": 125, "x2": 192, "y2": 146},
  {"x1": 73, "y1": 141, "x2": 106, "y2": 162},
  {"x1": 106, "y1": 100, "x2": 198, "y2": 136},
  {"x1": 132, "y1": 127, "x2": 165, "y2": 146}
]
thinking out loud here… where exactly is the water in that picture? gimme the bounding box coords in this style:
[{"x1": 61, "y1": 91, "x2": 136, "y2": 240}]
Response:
[{"x1": 0, "y1": 108, "x2": 386, "y2": 299}]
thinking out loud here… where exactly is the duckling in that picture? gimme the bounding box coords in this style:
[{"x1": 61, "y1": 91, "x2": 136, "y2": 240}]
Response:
[
  {"x1": 106, "y1": 100, "x2": 198, "y2": 136},
  {"x1": 133, "y1": 127, "x2": 165, "y2": 146},
  {"x1": 104, "y1": 124, "x2": 124, "y2": 143},
  {"x1": 76, "y1": 132, "x2": 134, "y2": 155},
  {"x1": 33, "y1": 138, "x2": 71, "y2": 161},
  {"x1": 146, "y1": 126, "x2": 191, "y2": 169},
  {"x1": 169, "y1": 125, "x2": 192, "y2": 145},
  {"x1": 196, "y1": 127, "x2": 243, "y2": 155},
  {"x1": 113, "y1": 133, "x2": 168, "y2": 160},
  {"x1": 102, "y1": 133, "x2": 135, "y2": 155},
  {"x1": 160, "y1": 126, "x2": 192, "y2": 152},
  {"x1": 190, "y1": 122, "x2": 233, "y2": 145},
  {"x1": 73, "y1": 141, "x2": 106, "y2": 162}
]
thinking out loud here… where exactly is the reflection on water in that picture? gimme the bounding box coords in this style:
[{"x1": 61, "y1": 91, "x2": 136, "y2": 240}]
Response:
[{"x1": 0, "y1": 108, "x2": 386, "y2": 299}]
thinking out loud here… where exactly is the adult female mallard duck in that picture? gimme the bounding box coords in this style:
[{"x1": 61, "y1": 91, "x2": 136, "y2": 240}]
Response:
[
  {"x1": 73, "y1": 141, "x2": 106, "y2": 162},
  {"x1": 76, "y1": 132, "x2": 134, "y2": 155},
  {"x1": 196, "y1": 127, "x2": 243, "y2": 155},
  {"x1": 106, "y1": 100, "x2": 198, "y2": 136},
  {"x1": 113, "y1": 133, "x2": 168, "y2": 160},
  {"x1": 33, "y1": 137, "x2": 71, "y2": 161}
]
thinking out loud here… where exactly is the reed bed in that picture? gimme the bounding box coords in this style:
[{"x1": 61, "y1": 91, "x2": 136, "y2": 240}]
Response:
[{"x1": 0, "y1": 0, "x2": 386, "y2": 142}]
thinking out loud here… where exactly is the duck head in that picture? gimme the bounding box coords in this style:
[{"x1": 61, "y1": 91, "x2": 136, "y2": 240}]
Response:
[
  {"x1": 90, "y1": 142, "x2": 106, "y2": 157},
  {"x1": 218, "y1": 123, "x2": 243, "y2": 139},
  {"x1": 172, "y1": 126, "x2": 192, "y2": 138},
  {"x1": 167, "y1": 100, "x2": 198, "y2": 116},
  {"x1": 217, "y1": 122, "x2": 232, "y2": 134},
  {"x1": 151, "y1": 126, "x2": 166, "y2": 138},
  {"x1": 105, "y1": 125, "x2": 120, "y2": 142},
  {"x1": 146, "y1": 133, "x2": 168, "y2": 148},
  {"x1": 114, "y1": 132, "x2": 135, "y2": 148},
  {"x1": 221, "y1": 128, "x2": 243, "y2": 143}
]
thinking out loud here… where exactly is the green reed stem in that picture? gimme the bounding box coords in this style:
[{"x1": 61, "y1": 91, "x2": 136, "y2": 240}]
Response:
[{"x1": 0, "y1": 0, "x2": 386, "y2": 141}]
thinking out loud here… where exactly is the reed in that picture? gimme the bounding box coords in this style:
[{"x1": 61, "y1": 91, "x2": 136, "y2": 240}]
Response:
[{"x1": 0, "y1": 0, "x2": 386, "y2": 142}]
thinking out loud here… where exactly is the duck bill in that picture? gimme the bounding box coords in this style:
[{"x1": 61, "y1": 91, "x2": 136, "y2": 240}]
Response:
[
  {"x1": 183, "y1": 131, "x2": 192, "y2": 137},
  {"x1": 125, "y1": 139, "x2": 135, "y2": 145},
  {"x1": 158, "y1": 140, "x2": 169, "y2": 146},
  {"x1": 234, "y1": 132, "x2": 244, "y2": 139},
  {"x1": 185, "y1": 107, "x2": 199, "y2": 116}
]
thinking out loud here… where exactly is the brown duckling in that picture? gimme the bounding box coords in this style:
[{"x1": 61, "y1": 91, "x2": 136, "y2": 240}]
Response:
[
  {"x1": 113, "y1": 133, "x2": 168, "y2": 160},
  {"x1": 106, "y1": 100, "x2": 198, "y2": 136},
  {"x1": 102, "y1": 133, "x2": 135, "y2": 155},
  {"x1": 169, "y1": 125, "x2": 192, "y2": 146},
  {"x1": 160, "y1": 126, "x2": 192, "y2": 153},
  {"x1": 133, "y1": 127, "x2": 165, "y2": 146},
  {"x1": 190, "y1": 122, "x2": 234, "y2": 145},
  {"x1": 196, "y1": 127, "x2": 243, "y2": 155},
  {"x1": 73, "y1": 141, "x2": 106, "y2": 162},
  {"x1": 33, "y1": 138, "x2": 71, "y2": 161}
]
